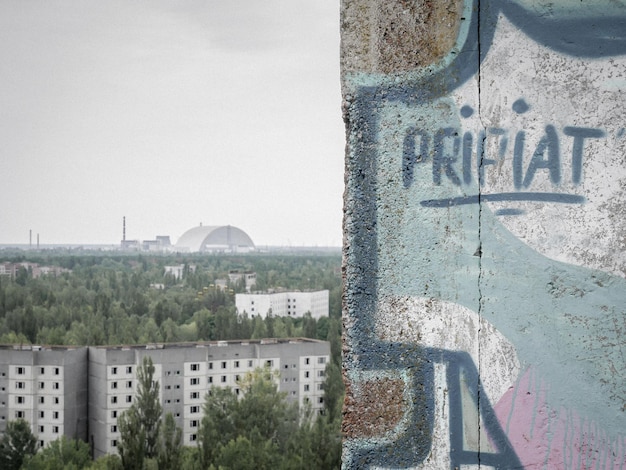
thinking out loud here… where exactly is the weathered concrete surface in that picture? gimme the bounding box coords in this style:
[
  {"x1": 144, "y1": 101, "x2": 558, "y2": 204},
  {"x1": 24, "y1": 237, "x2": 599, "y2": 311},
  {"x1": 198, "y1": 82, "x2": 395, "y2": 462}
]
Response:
[{"x1": 341, "y1": 0, "x2": 626, "y2": 468}]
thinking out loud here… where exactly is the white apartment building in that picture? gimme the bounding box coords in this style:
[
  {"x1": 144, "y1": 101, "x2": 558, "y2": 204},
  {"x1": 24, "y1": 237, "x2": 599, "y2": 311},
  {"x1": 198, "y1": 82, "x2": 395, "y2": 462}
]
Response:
[
  {"x1": 0, "y1": 346, "x2": 88, "y2": 450},
  {"x1": 235, "y1": 290, "x2": 329, "y2": 319}
]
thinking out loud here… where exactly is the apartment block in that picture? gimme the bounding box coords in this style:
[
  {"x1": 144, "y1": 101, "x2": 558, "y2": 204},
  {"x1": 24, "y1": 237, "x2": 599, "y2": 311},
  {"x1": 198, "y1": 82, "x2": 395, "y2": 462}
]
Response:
[
  {"x1": 0, "y1": 345, "x2": 88, "y2": 449},
  {"x1": 0, "y1": 338, "x2": 328, "y2": 458},
  {"x1": 235, "y1": 290, "x2": 329, "y2": 319}
]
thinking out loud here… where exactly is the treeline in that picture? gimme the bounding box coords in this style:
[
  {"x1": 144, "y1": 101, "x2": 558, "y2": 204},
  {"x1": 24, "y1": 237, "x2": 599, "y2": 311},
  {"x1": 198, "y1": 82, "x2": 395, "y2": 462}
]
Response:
[{"x1": 0, "y1": 252, "x2": 341, "y2": 351}]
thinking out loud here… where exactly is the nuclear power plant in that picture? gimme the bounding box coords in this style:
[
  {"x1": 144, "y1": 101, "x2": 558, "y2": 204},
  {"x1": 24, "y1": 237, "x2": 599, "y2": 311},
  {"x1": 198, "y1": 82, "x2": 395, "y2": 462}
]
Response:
[{"x1": 119, "y1": 218, "x2": 255, "y2": 253}]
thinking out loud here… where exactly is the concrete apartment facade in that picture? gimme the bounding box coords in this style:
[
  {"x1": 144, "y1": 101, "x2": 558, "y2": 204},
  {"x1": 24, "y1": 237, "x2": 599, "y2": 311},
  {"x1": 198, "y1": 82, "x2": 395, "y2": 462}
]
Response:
[
  {"x1": 235, "y1": 290, "x2": 329, "y2": 319},
  {"x1": 0, "y1": 339, "x2": 329, "y2": 459},
  {"x1": 0, "y1": 346, "x2": 89, "y2": 449}
]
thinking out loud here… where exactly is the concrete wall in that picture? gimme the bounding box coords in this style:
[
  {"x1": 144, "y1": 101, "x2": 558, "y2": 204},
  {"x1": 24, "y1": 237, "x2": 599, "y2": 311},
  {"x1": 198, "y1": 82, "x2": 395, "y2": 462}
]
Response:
[{"x1": 341, "y1": 1, "x2": 626, "y2": 468}]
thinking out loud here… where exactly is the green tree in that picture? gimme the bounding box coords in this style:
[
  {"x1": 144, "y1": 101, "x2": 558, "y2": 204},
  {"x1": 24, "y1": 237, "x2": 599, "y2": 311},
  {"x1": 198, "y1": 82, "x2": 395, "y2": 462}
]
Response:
[
  {"x1": 118, "y1": 356, "x2": 163, "y2": 469},
  {"x1": 0, "y1": 419, "x2": 37, "y2": 470},
  {"x1": 22, "y1": 436, "x2": 91, "y2": 470},
  {"x1": 157, "y1": 413, "x2": 182, "y2": 470}
]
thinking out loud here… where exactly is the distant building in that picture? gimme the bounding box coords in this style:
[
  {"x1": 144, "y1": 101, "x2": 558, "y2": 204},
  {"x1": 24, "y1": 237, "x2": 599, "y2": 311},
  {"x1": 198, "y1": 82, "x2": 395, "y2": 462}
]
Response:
[
  {"x1": 175, "y1": 225, "x2": 255, "y2": 253},
  {"x1": 164, "y1": 264, "x2": 196, "y2": 280},
  {"x1": 228, "y1": 271, "x2": 257, "y2": 292},
  {"x1": 235, "y1": 290, "x2": 329, "y2": 319},
  {"x1": 0, "y1": 339, "x2": 330, "y2": 458}
]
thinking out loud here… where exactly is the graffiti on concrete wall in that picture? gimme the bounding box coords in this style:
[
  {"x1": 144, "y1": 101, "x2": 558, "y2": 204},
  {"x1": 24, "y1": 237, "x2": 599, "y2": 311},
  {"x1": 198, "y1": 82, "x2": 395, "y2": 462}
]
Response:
[{"x1": 342, "y1": 0, "x2": 626, "y2": 468}]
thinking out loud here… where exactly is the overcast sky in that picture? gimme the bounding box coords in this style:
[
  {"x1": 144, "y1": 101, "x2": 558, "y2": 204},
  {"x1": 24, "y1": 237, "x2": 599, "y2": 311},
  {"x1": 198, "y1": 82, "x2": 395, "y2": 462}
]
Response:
[{"x1": 0, "y1": 0, "x2": 343, "y2": 247}]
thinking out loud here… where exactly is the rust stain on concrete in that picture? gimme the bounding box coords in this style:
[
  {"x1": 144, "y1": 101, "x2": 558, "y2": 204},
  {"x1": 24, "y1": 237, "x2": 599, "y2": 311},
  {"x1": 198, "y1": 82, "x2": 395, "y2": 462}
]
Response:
[{"x1": 343, "y1": 377, "x2": 406, "y2": 438}]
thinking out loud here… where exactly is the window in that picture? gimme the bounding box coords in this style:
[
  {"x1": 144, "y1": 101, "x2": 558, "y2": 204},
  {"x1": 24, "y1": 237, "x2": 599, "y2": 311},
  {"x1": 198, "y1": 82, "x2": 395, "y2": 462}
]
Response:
[
  {"x1": 52, "y1": 426, "x2": 59, "y2": 434},
  {"x1": 208, "y1": 377, "x2": 213, "y2": 384},
  {"x1": 304, "y1": 384, "x2": 310, "y2": 392},
  {"x1": 221, "y1": 376, "x2": 226, "y2": 383},
  {"x1": 318, "y1": 357, "x2": 326, "y2": 364},
  {"x1": 16, "y1": 382, "x2": 25, "y2": 389},
  {"x1": 189, "y1": 434, "x2": 197, "y2": 442},
  {"x1": 318, "y1": 397, "x2": 324, "y2": 404},
  {"x1": 16, "y1": 367, "x2": 24, "y2": 375},
  {"x1": 190, "y1": 378, "x2": 199, "y2": 386},
  {"x1": 111, "y1": 396, "x2": 117, "y2": 404},
  {"x1": 39, "y1": 411, "x2": 44, "y2": 419},
  {"x1": 190, "y1": 406, "x2": 199, "y2": 414},
  {"x1": 305, "y1": 371, "x2": 310, "y2": 378},
  {"x1": 16, "y1": 396, "x2": 24, "y2": 404},
  {"x1": 175, "y1": 399, "x2": 180, "y2": 403},
  {"x1": 175, "y1": 385, "x2": 180, "y2": 389},
  {"x1": 15, "y1": 411, "x2": 24, "y2": 419},
  {"x1": 111, "y1": 367, "x2": 117, "y2": 375},
  {"x1": 39, "y1": 367, "x2": 45, "y2": 374},
  {"x1": 190, "y1": 363, "x2": 199, "y2": 371},
  {"x1": 111, "y1": 382, "x2": 118, "y2": 389},
  {"x1": 190, "y1": 392, "x2": 199, "y2": 400},
  {"x1": 111, "y1": 425, "x2": 118, "y2": 433},
  {"x1": 235, "y1": 388, "x2": 241, "y2": 396},
  {"x1": 234, "y1": 361, "x2": 240, "y2": 368},
  {"x1": 39, "y1": 397, "x2": 45, "y2": 404},
  {"x1": 54, "y1": 367, "x2": 60, "y2": 375},
  {"x1": 165, "y1": 385, "x2": 171, "y2": 390},
  {"x1": 111, "y1": 440, "x2": 117, "y2": 448},
  {"x1": 235, "y1": 375, "x2": 240, "y2": 382},
  {"x1": 126, "y1": 395, "x2": 132, "y2": 403},
  {"x1": 39, "y1": 440, "x2": 44, "y2": 448},
  {"x1": 305, "y1": 358, "x2": 310, "y2": 365},
  {"x1": 208, "y1": 362, "x2": 213, "y2": 370},
  {"x1": 39, "y1": 382, "x2": 44, "y2": 389},
  {"x1": 126, "y1": 381, "x2": 132, "y2": 389},
  {"x1": 248, "y1": 360, "x2": 253, "y2": 367},
  {"x1": 126, "y1": 366, "x2": 132, "y2": 374},
  {"x1": 54, "y1": 397, "x2": 60, "y2": 405},
  {"x1": 221, "y1": 361, "x2": 227, "y2": 369},
  {"x1": 53, "y1": 382, "x2": 60, "y2": 390},
  {"x1": 317, "y1": 370, "x2": 325, "y2": 377},
  {"x1": 190, "y1": 420, "x2": 198, "y2": 428},
  {"x1": 53, "y1": 411, "x2": 59, "y2": 419},
  {"x1": 284, "y1": 364, "x2": 289, "y2": 369},
  {"x1": 111, "y1": 410, "x2": 117, "y2": 418},
  {"x1": 265, "y1": 360, "x2": 273, "y2": 367},
  {"x1": 317, "y1": 384, "x2": 324, "y2": 390}
]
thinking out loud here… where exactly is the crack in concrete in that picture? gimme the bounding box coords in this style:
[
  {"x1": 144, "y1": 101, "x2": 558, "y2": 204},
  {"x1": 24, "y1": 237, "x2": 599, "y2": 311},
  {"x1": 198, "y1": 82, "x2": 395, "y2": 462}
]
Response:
[{"x1": 476, "y1": 0, "x2": 484, "y2": 466}]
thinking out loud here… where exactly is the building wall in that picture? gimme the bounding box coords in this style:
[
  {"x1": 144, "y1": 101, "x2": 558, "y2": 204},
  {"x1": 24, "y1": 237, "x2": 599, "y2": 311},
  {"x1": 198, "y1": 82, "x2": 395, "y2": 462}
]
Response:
[
  {"x1": 235, "y1": 290, "x2": 329, "y2": 319},
  {"x1": 341, "y1": 0, "x2": 626, "y2": 468},
  {"x1": 85, "y1": 339, "x2": 329, "y2": 458},
  {"x1": 0, "y1": 346, "x2": 88, "y2": 449}
]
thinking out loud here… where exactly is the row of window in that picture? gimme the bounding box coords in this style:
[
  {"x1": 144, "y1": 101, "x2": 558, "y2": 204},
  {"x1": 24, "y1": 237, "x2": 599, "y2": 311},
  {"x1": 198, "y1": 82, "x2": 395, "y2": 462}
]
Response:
[
  {"x1": 38, "y1": 425, "x2": 60, "y2": 433},
  {"x1": 13, "y1": 366, "x2": 61, "y2": 376},
  {"x1": 110, "y1": 366, "x2": 133, "y2": 375},
  {"x1": 110, "y1": 395, "x2": 133, "y2": 404},
  {"x1": 11, "y1": 381, "x2": 61, "y2": 390},
  {"x1": 110, "y1": 381, "x2": 133, "y2": 389}
]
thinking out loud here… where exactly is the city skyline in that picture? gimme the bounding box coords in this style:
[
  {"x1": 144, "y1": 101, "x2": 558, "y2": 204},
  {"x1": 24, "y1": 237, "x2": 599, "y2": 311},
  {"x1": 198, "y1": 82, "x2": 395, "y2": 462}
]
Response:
[{"x1": 0, "y1": 1, "x2": 343, "y2": 248}]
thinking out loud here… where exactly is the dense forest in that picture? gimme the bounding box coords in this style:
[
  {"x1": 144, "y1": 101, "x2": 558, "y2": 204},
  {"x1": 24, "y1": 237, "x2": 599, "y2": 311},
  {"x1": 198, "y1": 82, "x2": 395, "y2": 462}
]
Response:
[
  {"x1": 0, "y1": 250, "x2": 344, "y2": 469},
  {"x1": 0, "y1": 250, "x2": 342, "y2": 350}
]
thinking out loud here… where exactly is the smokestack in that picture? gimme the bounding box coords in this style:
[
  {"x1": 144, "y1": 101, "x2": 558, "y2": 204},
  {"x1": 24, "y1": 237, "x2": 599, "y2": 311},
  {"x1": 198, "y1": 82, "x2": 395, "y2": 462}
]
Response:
[
  {"x1": 37, "y1": 233, "x2": 39, "y2": 250},
  {"x1": 123, "y1": 216, "x2": 126, "y2": 242},
  {"x1": 29, "y1": 230, "x2": 32, "y2": 249}
]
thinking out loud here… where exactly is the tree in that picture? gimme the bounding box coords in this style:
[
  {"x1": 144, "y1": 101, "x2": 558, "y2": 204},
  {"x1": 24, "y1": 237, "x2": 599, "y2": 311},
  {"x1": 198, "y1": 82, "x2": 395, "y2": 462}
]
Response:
[
  {"x1": 0, "y1": 419, "x2": 37, "y2": 470},
  {"x1": 157, "y1": 413, "x2": 182, "y2": 470},
  {"x1": 118, "y1": 356, "x2": 163, "y2": 469},
  {"x1": 22, "y1": 436, "x2": 91, "y2": 470}
]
